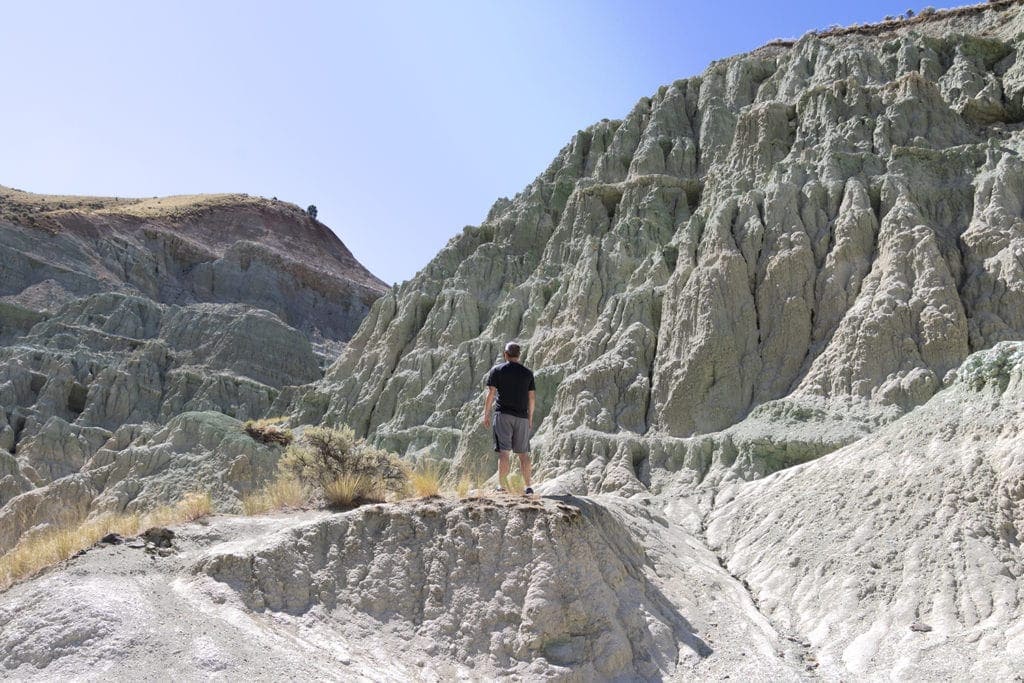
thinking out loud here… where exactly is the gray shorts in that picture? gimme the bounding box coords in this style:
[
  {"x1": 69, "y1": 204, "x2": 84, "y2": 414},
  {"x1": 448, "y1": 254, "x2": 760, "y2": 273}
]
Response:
[{"x1": 493, "y1": 412, "x2": 531, "y2": 453}]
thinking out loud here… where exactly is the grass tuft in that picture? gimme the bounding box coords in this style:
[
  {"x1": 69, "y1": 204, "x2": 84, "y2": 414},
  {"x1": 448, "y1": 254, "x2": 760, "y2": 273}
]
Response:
[
  {"x1": 407, "y1": 460, "x2": 442, "y2": 498},
  {"x1": 175, "y1": 491, "x2": 214, "y2": 521},
  {"x1": 323, "y1": 473, "x2": 385, "y2": 508},
  {"x1": 242, "y1": 477, "x2": 308, "y2": 515},
  {"x1": 456, "y1": 475, "x2": 472, "y2": 499}
]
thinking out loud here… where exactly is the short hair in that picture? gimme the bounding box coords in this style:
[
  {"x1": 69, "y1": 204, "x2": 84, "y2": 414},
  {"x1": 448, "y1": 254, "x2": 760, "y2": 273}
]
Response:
[{"x1": 504, "y1": 342, "x2": 521, "y2": 359}]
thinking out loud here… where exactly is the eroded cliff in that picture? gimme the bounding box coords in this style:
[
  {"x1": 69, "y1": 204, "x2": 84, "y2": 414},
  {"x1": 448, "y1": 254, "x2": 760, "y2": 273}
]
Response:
[{"x1": 305, "y1": 2, "x2": 1024, "y2": 500}]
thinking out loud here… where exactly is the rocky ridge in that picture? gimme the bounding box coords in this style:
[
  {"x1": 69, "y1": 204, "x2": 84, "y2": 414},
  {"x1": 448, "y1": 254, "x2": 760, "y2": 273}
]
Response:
[{"x1": 0, "y1": 496, "x2": 806, "y2": 680}]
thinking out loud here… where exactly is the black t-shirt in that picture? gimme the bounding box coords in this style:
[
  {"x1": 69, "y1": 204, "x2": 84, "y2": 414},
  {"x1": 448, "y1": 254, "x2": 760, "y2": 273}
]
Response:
[{"x1": 486, "y1": 361, "x2": 536, "y2": 418}]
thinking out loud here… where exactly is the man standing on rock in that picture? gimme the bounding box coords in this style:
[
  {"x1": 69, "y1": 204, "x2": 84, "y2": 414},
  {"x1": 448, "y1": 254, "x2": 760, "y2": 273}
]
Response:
[{"x1": 483, "y1": 342, "x2": 536, "y2": 494}]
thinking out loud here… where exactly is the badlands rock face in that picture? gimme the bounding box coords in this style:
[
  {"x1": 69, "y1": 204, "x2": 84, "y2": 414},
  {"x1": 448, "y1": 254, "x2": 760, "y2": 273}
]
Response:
[
  {"x1": 0, "y1": 190, "x2": 386, "y2": 546},
  {"x1": 4, "y1": 3, "x2": 1024, "y2": 681},
  {"x1": 309, "y1": 1, "x2": 1024, "y2": 494}
]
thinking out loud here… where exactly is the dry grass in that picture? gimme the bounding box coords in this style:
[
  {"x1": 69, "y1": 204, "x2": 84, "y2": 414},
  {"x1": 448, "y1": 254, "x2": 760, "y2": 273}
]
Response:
[
  {"x1": 324, "y1": 473, "x2": 385, "y2": 508},
  {"x1": 456, "y1": 469, "x2": 491, "y2": 498},
  {"x1": 507, "y1": 473, "x2": 526, "y2": 495},
  {"x1": 0, "y1": 184, "x2": 299, "y2": 226},
  {"x1": 242, "y1": 477, "x2": 308, "y2": 515},
  {"x1": 175, "y1": 491, "x2": 214, "y2": 521},
  {"x1": 406, "y1": 460, "x2": 442, "y2": 498},
  {"x1": 244, "y1": 417, "x2": 293, "y2": 447},
  {"x1": 0, "y1": 491, "x2": 214, "y2": 592}
]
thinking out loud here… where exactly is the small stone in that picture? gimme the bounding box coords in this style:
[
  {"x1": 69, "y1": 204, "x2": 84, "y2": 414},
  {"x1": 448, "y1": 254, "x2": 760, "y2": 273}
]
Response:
[
  {"x1": 100, "y1": 533, "x2": 124, "y2": 545},
  {"x1": 141, "y1": 527, "x2": 175, "y2": 549},
  {"x1": 910, "y1": 621, "x2": 933, "y2": 633}
]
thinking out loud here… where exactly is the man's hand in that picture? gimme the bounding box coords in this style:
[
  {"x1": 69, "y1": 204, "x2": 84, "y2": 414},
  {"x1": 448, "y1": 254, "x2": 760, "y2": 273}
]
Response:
[
  {"x1": 528, "y1": 417, "x2": 533, "y2": 430},
  {"x1": 483, "y1": 413, "x2": 491, "y2": 429}
]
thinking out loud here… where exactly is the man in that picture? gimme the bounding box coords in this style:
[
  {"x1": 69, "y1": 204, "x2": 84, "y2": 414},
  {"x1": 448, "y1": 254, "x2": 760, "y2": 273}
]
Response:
[{"x1": 482, "y1": 342, "x2": 536, "y2": 494}]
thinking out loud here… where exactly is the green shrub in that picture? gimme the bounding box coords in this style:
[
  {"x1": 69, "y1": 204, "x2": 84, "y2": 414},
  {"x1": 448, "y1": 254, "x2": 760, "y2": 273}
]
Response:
[{"x1": 279, "y1": 426, "x2": 407, "y2": 503}]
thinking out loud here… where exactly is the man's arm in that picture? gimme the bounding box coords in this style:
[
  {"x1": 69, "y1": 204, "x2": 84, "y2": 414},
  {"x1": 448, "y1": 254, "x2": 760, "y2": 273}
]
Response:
[
  {"x1": 483, "y1": 386, "x2": 496, "y2": 428},
  {"x1": 528, "y1": 390, "x2": 535, "y2": 429}
]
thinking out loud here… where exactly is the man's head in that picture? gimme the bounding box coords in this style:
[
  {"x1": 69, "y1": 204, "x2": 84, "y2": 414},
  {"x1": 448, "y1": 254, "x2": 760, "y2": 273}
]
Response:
[{"x1": 503, "y1": 342, "x2": 522, "y2": 362}]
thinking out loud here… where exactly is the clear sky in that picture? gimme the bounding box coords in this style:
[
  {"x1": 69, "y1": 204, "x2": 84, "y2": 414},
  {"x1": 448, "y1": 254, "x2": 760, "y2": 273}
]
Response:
[{"x1": 0, "y1": 1, "x2": 965, "y2": 285}]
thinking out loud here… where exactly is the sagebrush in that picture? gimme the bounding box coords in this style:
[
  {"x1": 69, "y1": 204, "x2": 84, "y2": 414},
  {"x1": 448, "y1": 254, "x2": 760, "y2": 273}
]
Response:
[{"x1": 279, "y1": 426, "x2": 406, "y2": 503}]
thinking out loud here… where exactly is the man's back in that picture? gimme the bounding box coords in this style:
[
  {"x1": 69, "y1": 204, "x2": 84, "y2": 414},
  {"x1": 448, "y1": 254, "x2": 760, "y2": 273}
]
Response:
[{"x1": 486, "y1": 361, "x2": 535, "y2": 419}]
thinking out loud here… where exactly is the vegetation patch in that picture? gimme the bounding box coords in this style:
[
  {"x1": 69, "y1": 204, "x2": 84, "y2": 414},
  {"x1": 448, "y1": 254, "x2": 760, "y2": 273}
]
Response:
[
  {"x1": 406, "y1": 459, "x2": 443, "y2": 498},
  {"x1": 242, "y1": 476, "x2": 309, "y2": 515},
  {"x1": 244, "y1": 417, "x2": 294, "y2": 447},
  {"x1": 279, "y1": 426, "x2": 406, "y2": 508},
  {"x1": 0, "y1": 491, "x2": 213, "y2": 592}
]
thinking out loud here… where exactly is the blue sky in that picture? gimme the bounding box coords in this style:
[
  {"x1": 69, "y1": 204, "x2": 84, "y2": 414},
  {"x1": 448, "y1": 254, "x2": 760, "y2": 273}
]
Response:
[{"x1": 0, "y1": 1, "x2": 964, "y2": 284}]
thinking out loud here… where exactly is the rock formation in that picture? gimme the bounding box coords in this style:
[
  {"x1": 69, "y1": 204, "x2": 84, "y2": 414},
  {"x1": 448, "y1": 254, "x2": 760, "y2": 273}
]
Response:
[
  {"x1": 705, "y1": 341, "x2": 1024, "y2": 678},
  {"x1": 3, "y1": 2, "x2": 1024, "y2": 680},
  {"x1": 306, "y1": 1, "x2": 1024, "y2": 498},
  {"x1": 0, "y1": 190, "x2": 386, "y2": 541},
  {"x1": 0, "y1": 497, "x2": 805, "y2": 680}
]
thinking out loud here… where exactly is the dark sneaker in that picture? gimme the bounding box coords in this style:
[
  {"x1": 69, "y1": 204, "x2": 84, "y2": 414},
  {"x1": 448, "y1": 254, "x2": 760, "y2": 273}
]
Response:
[{"x1": 524, "y1": 487, "x2": 534, "y2": 495}]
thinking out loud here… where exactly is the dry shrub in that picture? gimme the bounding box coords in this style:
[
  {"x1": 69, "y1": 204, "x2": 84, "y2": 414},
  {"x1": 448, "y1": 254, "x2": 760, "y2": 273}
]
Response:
[
  {"x1": 280, "y1": 426, "x2": 406, "y2": 505},
  {"x1": 0, "y1": 491, "x2": 213, "y2": 591},
  {"x1": 242, "y1": 476, "x2": 308, "y2": 515},
  {"x1": 244, "y1": 417, "x2": 293, "y2": 446}
]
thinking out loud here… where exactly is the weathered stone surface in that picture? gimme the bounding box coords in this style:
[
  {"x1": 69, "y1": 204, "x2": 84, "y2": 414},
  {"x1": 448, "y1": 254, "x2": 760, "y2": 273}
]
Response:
[
  {"x1": 197, "y1": 496, "x2": 708, "y2": 679},
  {"x1": 0, "y1": 188, "x2": 386, "y2": 342},
  {"x1": 0, "y1": 292, "x2": 317, "y2": 486},
  {"x1": 3, "y1": 5, "x2": 1024, "y2": 681},
  {"x1": 705, "y1": 341, "x2": 1024, "y2": 679},
  {"x1": 0, "y1": 191, "x2": 386, "y2": 541},
  {"x1": 0, "y1": 411, "x2": 280, "y2": 554},
  {"x1": 0, "y1": 496, "x2": 800, "y2": 680},
  {"x1": 306, "y1": 3, "x2": 1024, "y2": 496}
]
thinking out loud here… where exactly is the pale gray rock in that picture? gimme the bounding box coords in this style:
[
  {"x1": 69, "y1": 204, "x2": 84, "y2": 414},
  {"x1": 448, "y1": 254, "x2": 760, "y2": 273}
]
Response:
[
  {"x1": 303, "y1": 3, "x2": 1024, "y2": 498},
  {"x1": 705, "y1": 342, "x2": 1024, "y2": 679},
  {"x1": 0, "y1": 292, "x2": 318, "y2": 487},
  {"x1": 0, "y1": 411, "x2": 279, "y2": 554}
]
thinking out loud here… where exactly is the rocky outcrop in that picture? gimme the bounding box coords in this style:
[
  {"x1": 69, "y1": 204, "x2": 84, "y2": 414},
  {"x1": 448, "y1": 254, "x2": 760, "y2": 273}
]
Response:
[
  {"x1": 0, "y1": 495, "x2": 812, "y2": 680},
  {"x1": 306, "y1": 2, "x2": 1024, "y2": 495},
  {"x1": 199, "y1": 496, "x2": 697, "y2": 679},
  {"x1": 0, "y1": 188, "x2": 386, "y2": 343},
  {"x1": 0, "y1": 293, "x2": 315, "y2": 493},
  {"x1": 705, "y1": 341, "x2": 1024, "y2": 678},
  {"x1": 0, "y1": 411, "x2": 280, "y2": 554},
  {"x1": 0, "y1": 189, "x2": 386, "y2": 539}
]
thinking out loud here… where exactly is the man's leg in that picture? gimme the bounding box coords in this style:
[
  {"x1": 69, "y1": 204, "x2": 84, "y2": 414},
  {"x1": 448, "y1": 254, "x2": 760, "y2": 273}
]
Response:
[
  {"x1": 497, "y1": 451, "x2": 511, "y2": 490},
  {"x1": 516, "y1": 452, "x2": 532, "y2": 490}
]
